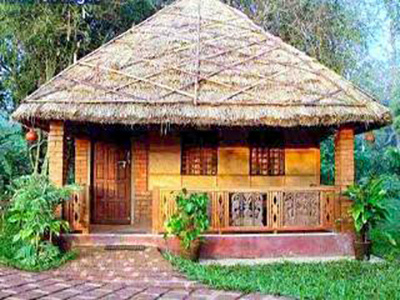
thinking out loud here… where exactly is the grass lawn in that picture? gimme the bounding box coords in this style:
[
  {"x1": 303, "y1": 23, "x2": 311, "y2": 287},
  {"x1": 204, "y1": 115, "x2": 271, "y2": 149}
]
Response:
[{"x1": 166, "y1": 254, "x2": 400, "y2": 300}]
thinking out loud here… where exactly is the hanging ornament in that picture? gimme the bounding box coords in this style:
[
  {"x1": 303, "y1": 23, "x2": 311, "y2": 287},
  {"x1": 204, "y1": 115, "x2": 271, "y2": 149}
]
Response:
[
  {"x1": 26, "y1": 128, "x2": 38, "y2": 142},
  {"x1": 365, "y1": 131, "x2": 375, "y2": 144}
]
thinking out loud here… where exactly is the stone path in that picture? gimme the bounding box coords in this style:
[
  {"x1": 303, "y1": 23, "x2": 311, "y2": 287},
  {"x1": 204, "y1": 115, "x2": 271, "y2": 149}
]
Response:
[{"x1": 0, "y1": 247, "x2": 287, "y2": 299}]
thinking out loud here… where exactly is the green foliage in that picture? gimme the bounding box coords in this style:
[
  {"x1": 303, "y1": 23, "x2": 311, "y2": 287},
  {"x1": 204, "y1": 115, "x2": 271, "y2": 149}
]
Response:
[
  {"x1": 166, "y1": 253, "x2": 400, "y2": 299},
  {"x1": 226, "y1": 0, "x2": 369, "y2": 75},
  {"x1": 370, "y1": 175, "x2": 400, "y2": 259},
  {"x1": 353, "y1": 139, "x2": 400, "y2": 257},
  {"x1": 0, "y1": 174, "x2": 77, "y2": 270},
  {"x1": 165, "y1": 190, "x2": 210, "y2": 249},
  {"x1": 345, "y1": 177, "x2": 391, "y2": 241},
  {"x1": 320, "y1": 136, "x2": 334, "y2": 185},
  {"x1": 354, "y1": 136, "x2": 400, "y2": 180},
  {"x1": 0, "y1": 0, "x2": 159, "y2": 109},
  {"x1": 0, "y1": 116, "x2": 31, "y2": 195}
]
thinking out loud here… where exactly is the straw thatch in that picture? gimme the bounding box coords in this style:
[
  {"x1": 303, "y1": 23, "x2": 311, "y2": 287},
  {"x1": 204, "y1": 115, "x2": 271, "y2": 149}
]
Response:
[{"x1": 12, "y1": 0, "x2": 392, "y2": 131}]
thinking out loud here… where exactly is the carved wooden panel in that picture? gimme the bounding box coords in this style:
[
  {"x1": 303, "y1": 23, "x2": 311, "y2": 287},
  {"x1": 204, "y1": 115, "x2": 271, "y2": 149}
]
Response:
[
  {"x1": 268, "y1": 191, "x2": 283, "y2": 229},
  {"x1": 229, "y1": 192, "x2": 266, "y2": 227},
  {"x1": 154, "y1": 188, "x2": 338, "y2": 234},
  {"x1": 63, "y1": 186, "x2": 87, "y2": 232},
  {"x1": 321, "y1": 191, "x2": 335, "y2": 227},
  {"x1": 283, "y1": 191, "x2": 320, "y2": 227},
  {"x1": 210, "y1": 192, "x2": 222, "y2": 231},
  {"x1": 159, "y1": 190, "x2": 178, "y2": 231}
]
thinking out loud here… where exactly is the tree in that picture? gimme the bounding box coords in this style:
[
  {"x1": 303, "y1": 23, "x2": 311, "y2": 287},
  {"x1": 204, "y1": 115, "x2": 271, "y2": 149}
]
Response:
[
  {"x1": 223, "y1": 0, "x2": 370, "y2": 76},
  {"x1": 0, "y1": 114, "x2": 31, "y2": 195},
  {"x1": 384, "y1": 0, "x2": 400, "y2": 143},
  {"x1": 0, "y1": 0, "x2": 160, "y2": 110}
]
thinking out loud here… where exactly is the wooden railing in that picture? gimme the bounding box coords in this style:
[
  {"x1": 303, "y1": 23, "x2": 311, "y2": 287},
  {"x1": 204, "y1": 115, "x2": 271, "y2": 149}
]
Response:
[
  {"x1": 63, "y1": 185, "x2": 90, "y2": 233},
  {"x1": 152, "y1": 186, "x2": 339, "y2": 233}
]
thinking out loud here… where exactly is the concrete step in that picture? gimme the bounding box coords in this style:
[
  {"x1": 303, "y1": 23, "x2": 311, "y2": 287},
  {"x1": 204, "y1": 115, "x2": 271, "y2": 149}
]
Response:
[{"x1": 64, "y1": 232, "x2": 355, "y2": 258}]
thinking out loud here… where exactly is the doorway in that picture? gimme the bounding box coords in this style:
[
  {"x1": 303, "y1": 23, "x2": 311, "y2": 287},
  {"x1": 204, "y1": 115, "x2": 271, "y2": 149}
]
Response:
[{"x1": 92, "y1": 141, "x2": 131, "y2": 224}]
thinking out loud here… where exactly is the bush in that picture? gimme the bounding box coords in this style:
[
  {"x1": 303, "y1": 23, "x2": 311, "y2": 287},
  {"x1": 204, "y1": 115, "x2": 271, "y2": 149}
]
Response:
[
  {"x1": 0, "y1": 174, "x2": 77, "y2": 271},
  {"x1": 165, "y1": 189, "x2": 210, "y2": 249},
  {"x1": 0, "y1": 117, "x2": 31, "y2": 195},
  {"x1": 345, "y1": 177, "x2": 391, "y2": 242}
]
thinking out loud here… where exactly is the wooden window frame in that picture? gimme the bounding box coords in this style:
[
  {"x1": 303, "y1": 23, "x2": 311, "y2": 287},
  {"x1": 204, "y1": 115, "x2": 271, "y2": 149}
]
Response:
[
  {"x1": 249, "y1": 132, "x2": 285, "y2": 176},
  {"x1": 181, "y1": 133, "x2": 218, "y2": 176}
]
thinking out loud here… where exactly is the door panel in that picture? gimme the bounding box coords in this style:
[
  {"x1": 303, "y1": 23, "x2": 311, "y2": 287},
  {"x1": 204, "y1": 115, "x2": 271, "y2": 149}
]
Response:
[{"x1": 93, "y1": 141, "x2": 131, "y2": 224}]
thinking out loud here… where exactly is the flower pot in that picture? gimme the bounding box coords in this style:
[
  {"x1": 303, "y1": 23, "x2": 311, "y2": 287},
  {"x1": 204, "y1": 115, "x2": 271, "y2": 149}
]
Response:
[
  {"x1": 354, "y1": 240, "x2": 371, "y2": 261},
  {"x1": 179, "y1": 239, "x2": 201, "y2": 261}
]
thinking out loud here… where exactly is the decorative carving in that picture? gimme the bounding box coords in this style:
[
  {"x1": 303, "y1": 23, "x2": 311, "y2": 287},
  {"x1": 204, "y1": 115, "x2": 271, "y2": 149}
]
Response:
[
  {"x1": 211, "y1": 192, "x2": 227, "y2": 231},
  {"x1": 322, "y1": 191, "x2": 335, "y2": 227},
  {"x1": 283, "y1": 191, "x2": 320, "y2": 227},
  {"x1": 155, "y1": 188, "x2": 337, "y2": 233},
  {"x1": 268, "y1": 191, "x2": 283, "y2": 229},
  {"x1": 64, "y1": 187, "x2": 87, "y2": 232},
  {"x1": 159, "y1": 191, "x2": 178, "y2": 231},
  {"x1": 230, "y1": 192, "x2": 265, "y2": 227}
]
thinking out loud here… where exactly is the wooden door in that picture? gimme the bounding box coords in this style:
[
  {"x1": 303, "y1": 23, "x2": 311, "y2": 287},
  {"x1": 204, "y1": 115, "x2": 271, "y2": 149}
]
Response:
[{"x1": 93, "y1": 141, "x2": 131, "y2": 224}]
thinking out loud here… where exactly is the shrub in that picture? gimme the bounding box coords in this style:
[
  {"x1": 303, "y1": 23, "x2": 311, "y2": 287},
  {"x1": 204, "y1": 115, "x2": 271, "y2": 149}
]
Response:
[
  {"x1": 0, "y1": 117, "x2": 31, "y2": 195},
  {"x1": 345, "y1": 177, "x2": 391, "y2": 242},
  {"x1": 0, "y1": 174, "x2": 77, "y2": 270},
  {"x1": 165, "y1": 189, "x2": 210, "y2": 249}
]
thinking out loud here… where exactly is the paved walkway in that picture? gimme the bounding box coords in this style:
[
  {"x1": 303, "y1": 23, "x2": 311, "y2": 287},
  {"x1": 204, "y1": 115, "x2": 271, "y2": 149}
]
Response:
[{"x1": 0, "y1": 247, "x2": 286, "y2": 299}]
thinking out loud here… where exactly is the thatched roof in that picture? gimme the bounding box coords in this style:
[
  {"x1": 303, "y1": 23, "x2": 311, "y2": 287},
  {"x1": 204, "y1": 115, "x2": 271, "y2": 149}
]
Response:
[{"x1": 13, "y1": 0, "x2": 392, "y2": 132}]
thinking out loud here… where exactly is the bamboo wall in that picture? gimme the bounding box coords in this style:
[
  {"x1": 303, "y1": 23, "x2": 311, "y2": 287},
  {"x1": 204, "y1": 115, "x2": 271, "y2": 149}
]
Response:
[{"x1": 148, "y1": 132, "x2": 321, "y2": 191}]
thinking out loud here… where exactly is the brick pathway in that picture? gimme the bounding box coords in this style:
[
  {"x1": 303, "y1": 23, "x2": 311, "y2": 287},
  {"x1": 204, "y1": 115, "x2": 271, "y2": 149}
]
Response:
[{"x1": 0, "y1": 247, "x2": 287, "y2": 299}]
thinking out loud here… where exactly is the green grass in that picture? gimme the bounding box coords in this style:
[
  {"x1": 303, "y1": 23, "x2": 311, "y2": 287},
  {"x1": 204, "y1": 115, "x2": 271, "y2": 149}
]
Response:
[{"x1": 166, "y1": 253, "x2": 400, "y2": 300}]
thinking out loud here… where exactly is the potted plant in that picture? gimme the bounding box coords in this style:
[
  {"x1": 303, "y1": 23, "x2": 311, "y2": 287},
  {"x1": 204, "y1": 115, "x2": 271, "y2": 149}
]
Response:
[
  {"x1": 345, "y1": 177, "x2": 390, "y2": 260},
  {"x1": 165, "y1": 189, "x2": 210, "y2": 261}
]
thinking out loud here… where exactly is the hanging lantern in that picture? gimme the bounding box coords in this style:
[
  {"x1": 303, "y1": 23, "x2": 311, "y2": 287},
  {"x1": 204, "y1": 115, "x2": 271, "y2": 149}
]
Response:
[
  {"x1": 26, "y1": 128, "x2": 38, "y2": 142},
  {"x1": 365, "y1": 131, "x2": 375, "y2": 144}
]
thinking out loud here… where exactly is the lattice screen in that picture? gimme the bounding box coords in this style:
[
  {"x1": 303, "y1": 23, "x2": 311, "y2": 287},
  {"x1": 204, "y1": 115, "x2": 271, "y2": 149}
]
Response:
[
  {"x1": 250, "y1": 131, "x2": 285, "y2": 176},
  {"x1": 181, "y1": 133, "x2": 218, "y2": 175}
]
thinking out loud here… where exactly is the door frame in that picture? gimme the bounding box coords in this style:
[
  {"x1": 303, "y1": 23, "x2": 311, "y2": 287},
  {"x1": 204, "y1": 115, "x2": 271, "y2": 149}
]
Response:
[
  {"x1": 130, "y1": 138, "x2": 135, "y2": 225},
  {"x1": 90, "y1": 139, "x2": 133, "y2": 225}
]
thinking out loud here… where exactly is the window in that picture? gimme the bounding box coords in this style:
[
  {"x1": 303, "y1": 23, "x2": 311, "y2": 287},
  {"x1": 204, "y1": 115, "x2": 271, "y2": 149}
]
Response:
[
  {"x1": 250, "y1": 131, "x2": 285, "y2": 176},
  {"x1": 181, "y1": 133, "x2": 218, "y2": 175}
]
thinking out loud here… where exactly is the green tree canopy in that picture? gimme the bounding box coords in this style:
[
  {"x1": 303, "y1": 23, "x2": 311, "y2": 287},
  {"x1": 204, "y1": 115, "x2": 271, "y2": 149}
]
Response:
[{"x1": 0, "y1": 0, "x2": 160, "y2": 111}]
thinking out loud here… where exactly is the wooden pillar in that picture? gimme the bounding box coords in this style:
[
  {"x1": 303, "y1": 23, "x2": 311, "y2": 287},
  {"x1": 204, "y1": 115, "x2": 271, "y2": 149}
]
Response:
[
  {"x1": 48, "y1": 121, "x2": 66, "y2": 187},
  {"x1": 334, "y1": 127, "x2": 355, "y2": 233},
  {"x1": 75, "y1": 138, "x2": 91, "y2": 233},
  {"x1": 48, "y1": 121, "x2": 66, "y2": 219},
  {"x1": 334, "y1": 127, "x2": 355, "y2": 188},
  {"x1": 133, "y1": 134, "x2": 151, "y2": 226}
]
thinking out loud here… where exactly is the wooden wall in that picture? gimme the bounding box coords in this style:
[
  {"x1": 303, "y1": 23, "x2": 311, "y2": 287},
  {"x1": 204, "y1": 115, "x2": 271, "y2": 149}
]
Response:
[{"x1": 148, "y1": 131, "x2": 321, "y2": 191}]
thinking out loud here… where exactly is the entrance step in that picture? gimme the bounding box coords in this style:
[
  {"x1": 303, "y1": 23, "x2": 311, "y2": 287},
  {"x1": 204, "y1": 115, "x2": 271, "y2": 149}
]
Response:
[{"x1": 64, "y1": 232, "x2": 355, "y2": 258}]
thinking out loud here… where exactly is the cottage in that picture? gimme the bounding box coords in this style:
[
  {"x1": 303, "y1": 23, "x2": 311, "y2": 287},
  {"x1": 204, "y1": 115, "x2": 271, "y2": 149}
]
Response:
[{"x1": 13, "y1": 0, "x2": 391, "y2": 258}]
